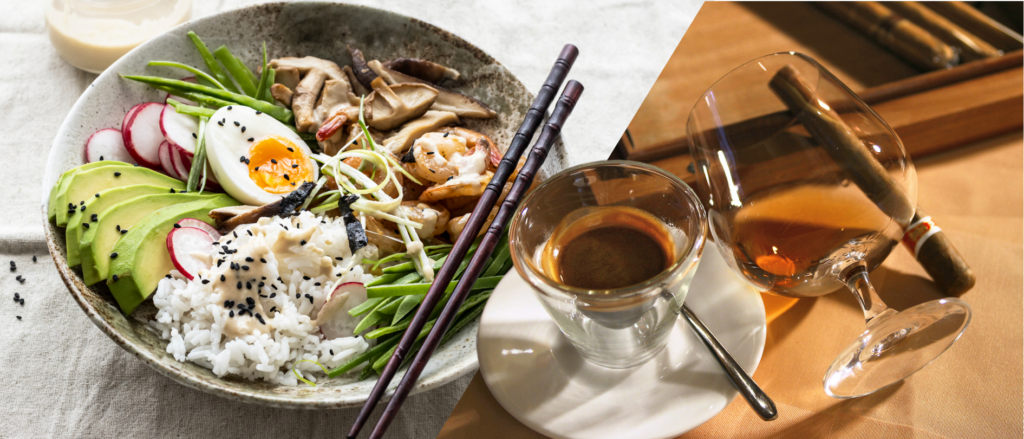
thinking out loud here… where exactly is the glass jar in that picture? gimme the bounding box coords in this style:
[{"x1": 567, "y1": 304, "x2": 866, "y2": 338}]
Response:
[{"x1": 44, "y1": 0, "x2": 192, "y2": 73}]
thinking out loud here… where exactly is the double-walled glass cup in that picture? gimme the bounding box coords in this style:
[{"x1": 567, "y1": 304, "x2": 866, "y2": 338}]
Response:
[{"x1": 510, "y1": 161, "x2": 707, "y2": 369}]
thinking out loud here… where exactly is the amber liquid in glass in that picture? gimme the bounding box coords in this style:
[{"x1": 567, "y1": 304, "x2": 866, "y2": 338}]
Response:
[
  {"x1": 728, "y1": 184, "x2": 896, "y2": 298},
  {"x1": 541, "y1": 206, "x2": 674, "y2": 290}
]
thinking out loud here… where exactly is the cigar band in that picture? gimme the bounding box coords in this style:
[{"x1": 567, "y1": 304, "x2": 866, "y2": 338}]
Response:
[{"x1": 902, "y1": 216, "x2": 941, "y2": 258}]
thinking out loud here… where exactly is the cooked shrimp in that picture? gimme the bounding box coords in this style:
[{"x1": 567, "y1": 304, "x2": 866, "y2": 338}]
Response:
[
  {"x1": 419, "y1": 171, "x2": 493, "y2": 202},
  {"x1": 439, "y1": 127, "x2": 500, "y2": 170},
  {"x1": 364, "y1": 216, "x2": 404, "y2": 255},
  {"x1": 413, "y1": 132, "x2": 468, "y2": 183},
  {"x1": 398, "y1": 201, "x2": 450, "y2": 238},
  {"x1": 446, "y1": 206, "x2": 497, "y2": 242}
]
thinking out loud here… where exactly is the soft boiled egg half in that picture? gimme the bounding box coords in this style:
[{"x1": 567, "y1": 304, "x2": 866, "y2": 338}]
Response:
[{"x1": 206, "y1": 105, "x2": 318, "y2": 205}]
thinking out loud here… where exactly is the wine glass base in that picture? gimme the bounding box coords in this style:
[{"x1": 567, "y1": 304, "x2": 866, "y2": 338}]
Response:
[{"x1": 824, "y1": 298, "x2": 971, "y2": 399}]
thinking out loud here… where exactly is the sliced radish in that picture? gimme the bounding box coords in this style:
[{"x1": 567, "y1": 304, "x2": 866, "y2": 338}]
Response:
[
  {"x1": 316, "y1": 282, "x2": 368, "y2": 339},
  {"x1": 164, "y1": 77, "x2": 199, "y2": 107},
  {"x1": 167, "y1": 227, "x2": 214, "y2": 280},
  {"x1": 85, "y1": 128, "x2": 137, "y2": 164},
  {"x1": 170, "y1": 143, "x2": 191, "y2": 181},
  {"x1": 123, "y1": 102, "x2": 167, "y2": 169},
  {"x1": 122, "y1": 103, "x2": 145, "y2": 130},
  {"x1": 161, "y1": 103, "x2": 199, "y2": 154},
  {"x1": 158, "y1": 141, "x2": 180, "y2": 179},
  {"x1": 176, "y1": 218, "x2": 221, "y2": 240}
]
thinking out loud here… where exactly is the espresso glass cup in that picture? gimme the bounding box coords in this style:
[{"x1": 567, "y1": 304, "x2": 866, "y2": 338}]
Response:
[{"x1": 509, "y1": 161, "x2": 707, "y2": 369}]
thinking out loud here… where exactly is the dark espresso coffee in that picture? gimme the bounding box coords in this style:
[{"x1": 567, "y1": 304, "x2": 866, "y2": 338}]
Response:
[{"x1": 541, "y1": 206, "x2": 674, "y2": 290}]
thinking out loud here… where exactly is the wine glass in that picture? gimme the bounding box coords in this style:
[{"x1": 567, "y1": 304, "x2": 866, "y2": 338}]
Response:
[{"x1": 686, "y1": 52, "x2": 971, "y2": 398}]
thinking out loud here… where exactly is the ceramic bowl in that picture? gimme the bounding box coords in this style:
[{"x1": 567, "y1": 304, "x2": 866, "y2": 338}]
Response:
[{"x1": 42, "y1": 1, "x2": 560, "y2": 408}]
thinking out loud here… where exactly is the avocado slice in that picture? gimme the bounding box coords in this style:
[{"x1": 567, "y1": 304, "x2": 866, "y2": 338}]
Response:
[
  {"x1": 107, "y1": 194, "x2": 238, "y2": 314},
  {"x1": 48, "y1": 161, "x2": 135, "y2": 223},
  {"x1": 81, "y1": 192, "x2": 219, "y2": 285},
  {"x1": 66, "y1": 185, "x2": 175, "y2": 267},
  {"x1": 55, "y1": 165, "x2": 184, "y2": 227}
]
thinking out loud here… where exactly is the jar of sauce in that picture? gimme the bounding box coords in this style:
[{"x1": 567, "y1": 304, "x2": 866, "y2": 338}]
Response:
[{"x1": 44, "y1": 0, "x2": 192, "y2": 73}]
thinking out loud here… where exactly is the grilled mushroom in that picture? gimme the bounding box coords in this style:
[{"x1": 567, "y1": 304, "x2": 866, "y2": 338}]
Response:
[
  {"x1": 380, "y1": 110, "x2": 460, "y2": 155},
  {"x1": 365, "y1": 77, "x2": 438, "y2": 131},
  {"x1": 348, "y1": 46, "x2": 379, "y2": 89},
  {"x1": 211, "y1": 182, "x2": 316, "y2": 234},
  {"x1": 368, "y1": 60, "x2": 496, "y2": 119},
  {"x1": 383, "y1": 58, "x2": 460, "y2": 84},
  {"x1": 269, "y1": 57, "x2": 346, "y2": 133}
]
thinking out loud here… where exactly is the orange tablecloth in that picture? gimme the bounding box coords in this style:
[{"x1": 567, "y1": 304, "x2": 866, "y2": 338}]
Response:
[{"x1": 437, "y1": 132, "x2": 1023, "y2": 438}]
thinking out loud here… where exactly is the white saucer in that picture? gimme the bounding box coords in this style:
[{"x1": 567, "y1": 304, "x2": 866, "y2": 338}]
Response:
[{"x1": 477, "y1": 249, "x2": 767, "y2": 439}]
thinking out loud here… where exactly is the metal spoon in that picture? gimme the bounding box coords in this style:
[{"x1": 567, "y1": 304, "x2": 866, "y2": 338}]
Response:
[{"x1": 680, "y1": 304, "x2": 778, "y2": 421}]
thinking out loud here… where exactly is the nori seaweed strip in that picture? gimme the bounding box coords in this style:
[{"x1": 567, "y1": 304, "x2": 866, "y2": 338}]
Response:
[
  {"x1": 344, "y1": 214, "x2": 368, "y2": 253},
  {"x1": 279, "y1": 182, "x2": 316, "y2": 213},
  {"x1": 338, "y1": 194, "x2": 360, "y2": 216}
]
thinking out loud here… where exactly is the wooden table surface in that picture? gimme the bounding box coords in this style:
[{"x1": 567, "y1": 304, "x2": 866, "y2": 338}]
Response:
[{"x1": 437, "y1": 3, "x2": 1024, "y2": 437}]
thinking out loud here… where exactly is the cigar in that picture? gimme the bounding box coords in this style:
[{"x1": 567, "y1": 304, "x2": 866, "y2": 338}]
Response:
[
  {"x1": 816, "y1": 1, "x2": 959, "y2": 70},
  {"x1": 923, "y1": 1, "x2": 1024, "y2": 53},
  {"x1": 768, "y1": 64, "x2": 976, "y2": 296},
  {"x1": 887, "y1": 1, "x2": 1001, "y2": 62}
]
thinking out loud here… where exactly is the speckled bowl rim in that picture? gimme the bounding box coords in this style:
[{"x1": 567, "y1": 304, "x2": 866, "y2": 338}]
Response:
[{"x1": 42, "y1": 2, "x2": 541, "y2": 409}]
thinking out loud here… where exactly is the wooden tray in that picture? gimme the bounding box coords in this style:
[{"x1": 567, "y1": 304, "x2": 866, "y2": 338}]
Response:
[{"x1": 612, "y1": 2, "x2": 1024, "y2": 182}]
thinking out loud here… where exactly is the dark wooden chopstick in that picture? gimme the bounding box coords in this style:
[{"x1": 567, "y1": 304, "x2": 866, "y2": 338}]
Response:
[
  {"x1": 347, "y1": 44, "x2": 579, "y2": 439},
  {"x1": 368, "y1": 80, "x2": 585, "y2": 439}
]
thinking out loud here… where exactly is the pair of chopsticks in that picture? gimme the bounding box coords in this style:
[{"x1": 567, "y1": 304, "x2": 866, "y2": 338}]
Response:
[{"x1": 348, "y1": 45, "x2": 584, "y2": 439}]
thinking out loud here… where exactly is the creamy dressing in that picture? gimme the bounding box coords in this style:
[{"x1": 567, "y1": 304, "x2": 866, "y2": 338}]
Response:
[
  {"x1": 203, "y1": 218, "x2": 336, "y2": 340},
  {"x1": 45, "y1": 0, "x2": 192, "y2": 73}
]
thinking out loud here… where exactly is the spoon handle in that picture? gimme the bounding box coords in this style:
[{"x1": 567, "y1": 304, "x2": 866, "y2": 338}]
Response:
[{"x1": 680, "y1": 304, "x2": 778, "y2": 421}]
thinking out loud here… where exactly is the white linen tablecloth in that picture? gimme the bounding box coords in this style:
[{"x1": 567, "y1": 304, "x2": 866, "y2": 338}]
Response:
[{"x1": 0, "y1": 0, "x2": 695, "y2": 437}]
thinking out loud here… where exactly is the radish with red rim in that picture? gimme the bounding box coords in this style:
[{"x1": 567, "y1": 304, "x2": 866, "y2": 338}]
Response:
[
  {"x1": 158, "y1": 140, "x2": 180, "y2": 179},
  {"x1": 315, "y1": 282, "x2": 368, "y2": 340},
  {"x1": 161, "y1": 102, "x2": 199, "y2": 155},
  {"x1": 85, "y1": 128, "x2": 137, "y2": 164},
  {"x1": 170, "y1": 142, "x2": 191, "y2": 180},
  {"x1": 122, "y1": 102, "x2": 167, "y2": 169},
  {"x1": 176, "y1": 218, "x2": 221, "y2": 240},
  {"x1": 167, "y1": 226, "x2": 215, "y2": 280}
]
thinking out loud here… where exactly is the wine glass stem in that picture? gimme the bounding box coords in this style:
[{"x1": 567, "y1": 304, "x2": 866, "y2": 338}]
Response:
[{"x1": 844, "y1": 264, "x2": 890, "y2": 323}]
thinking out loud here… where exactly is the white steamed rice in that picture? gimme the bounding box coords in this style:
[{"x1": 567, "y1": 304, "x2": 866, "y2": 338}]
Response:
[{"x1": 148, "y1": 210, "x2": 377, "y2": 385}]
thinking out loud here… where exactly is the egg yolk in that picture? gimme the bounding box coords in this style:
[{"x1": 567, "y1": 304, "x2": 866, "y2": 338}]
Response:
[{"x1": 247, "y1": 135, "x2": 313, "y2": 194}]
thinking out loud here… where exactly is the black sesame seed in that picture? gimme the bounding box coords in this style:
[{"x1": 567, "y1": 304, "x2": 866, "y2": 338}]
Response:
[
  {"x1": 283, "y1": 174, "x2": 290, "y2": 180},
  {"x1": 236, "y1": 281, "x2": 242, "y2": 289},
  {"x1": 247, "y1": 230, "x2": 253, "y2": 236},
  {"x1": 271, "y1": 159, "x2": 277, "y2": 164},
  {"x1": 314, "y1": 282, "x2": 321, "y2": 286},
  {"x1": 99, "y1": 156, "x2": 104, "y2": 160},
  {"x1": 303, "y1": 276, "x2": 311, "y2": 280},
  {"x1": 202, "y1": 279, "x2": 210, "y2": 284},
  {"x1": 246, "y1": 282, "x2": 252, "y2": 290},
  {"x1": 269, "y1": 292, "x2": 275, "y2": 298},
  {"x1": 31, "y1": 256, "x2": 36, "y2": 262},
  {"x1": 234, "y1": 121, "x2": 240, "y2": 127},
  {"x1": 254, "y1": 167, "x2": 260, "y2": 171},
  {"x1": 255, "y1": 313, "x2": 265, "y2": 324},
  {"x1": 173, "y1": 224, "x2": 181, "y2": 229},
  {"x1": 229, "y1": 310, "x2": 235, "y2": 317},
  {"x1": 82, "y1": 223, "x2": 90, "y2": 229},
  {"x1": 242, "y1": 265, "x2": 250, "y2": 271},
  {"x1": 227, "y1": 106, "x2": 233, "y2": 110},
  {"x1": 192, "y1": 132, "x2": 197, "y2": 139},
  {"x1": 291, "y1": 163, "x2": 298, "y2": 169},
  {"x1": 120, "y1": 229, "x2": 127, "y2": 235},
  {"x1": 245, "y1": 158, "x2": 250, "y2": 165},
  {"x1": 300, "y1": 240, "x2": 306, "y2": 246},
  {"x1": 218, "y1": 121, "x2": 224, "y2": 126},
  {"x1": 95, "y1": 193, "x2": 100, "y2": 198},
  {"x1": 447, "y1": 176, "x2": 453, "y2": 181},
  {"x1": 116, "y1": 225, "x2": 121, "y2": 231},
  {"x1": 170, "y1": 188, "x2": 176, "y2": 193},
  {"x1": 246, "y1": 297, "x2": 255, "y2": 306},
  {"x1": 91, "y1": 213, "x2": 98, "y2": 222},
  {"x1": 217, "y1": 260, "x2": 224, "y2": 267},
  {"x1": 241, "y1": 126, "x2": 246, "y2": 133},
  {"x1": 271, "y1": 284, "x2": 277, "y2": 290},
  {"x1": 165, "y1": 274, "x2": 171, "y2": 279},
  {"x1": 239, "y1": 156, "x2": 246, "y2": 163},
  {"x1": 14, "y1": 293, "x2": 19, "y2": 300},
  {"x1": 112, "y1": 274, "x2": 119, "y2": 281},
  {"x1": 114, "y1": 172, "x2": 121, "y2": 177},
  {"x1": 247, "y1": 137, "x2": 254, "y2": 142},
  {"x1": 287, "y1": 147, "x2": 294, "y2": 152},
  {"x1": 260, "y1": 258, "x2": 266, "y2": 263},
  {"x1": 306, "y1": 294, "x2": 314, "y2": 304},
  {"x1": 245, "y1": 256, "x2": 253, "y2": 262},
  {"x1": 269, "y1": 306, "x2": 277, "y2": 313},
  {"x1": 237, "y1": 303, "x2": 246, "y2": 310},
  {"x1": 330, "y1": 349, "x2": 335, "y2": 355},
  {"x1": 261, "y1": 276, "x2": 266, "y2": 280},
  {"x1": 16, "y1": 316, "x2": 21, "y2": 320},
  {"x1": 335, "y1": 257, "x2": 343, "y2": 261},
  {"x1": 255, "y1": 111, "x2": 262, "y2": 115},
  {"x1": 220, "y1": 274, "x2": 226, "y2": 282},
  {"x1": 296, "y1": 293, "x2": 301, "y2": 299},
  {"x1": 258, "y1": 282, "x2": 265, "y2": 288},
  {"x1": 443, "y1": 132, "x2": 449, "y2": 137},
  {"x1": 19, "y1": 299, "x2": 24, "y2": 305},
  {"x1": 110, "y1": 252, "x2": 118, "y2": 259},
  {"x1": 290, "y1": 182, "x2": 295, "y2": 186}
]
